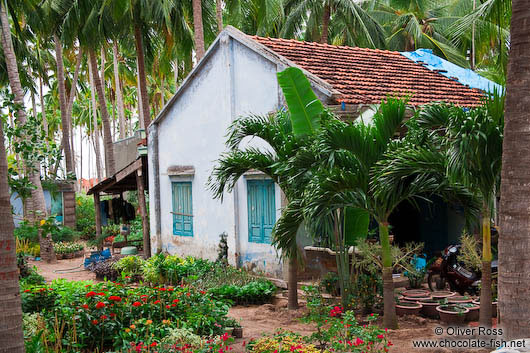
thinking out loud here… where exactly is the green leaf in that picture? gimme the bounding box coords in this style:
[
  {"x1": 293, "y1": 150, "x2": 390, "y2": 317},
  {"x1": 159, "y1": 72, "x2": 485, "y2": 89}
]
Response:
[
  {"x1": 344, "y1": 207, "x2": 370, "y2": 246},
  {"x1": 277, "y1": 67, "x2": 324, "y2": 137}
]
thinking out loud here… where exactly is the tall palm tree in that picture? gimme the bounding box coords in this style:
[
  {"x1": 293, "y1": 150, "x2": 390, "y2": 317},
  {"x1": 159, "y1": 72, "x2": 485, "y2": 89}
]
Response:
[
  {"x1": 499, "y1": 0, "x2": 530, "y2": 340},
  {"x1": 417, "y1": 95, "x2": 504, "y2": 327},
  {"x1": 281, "y1": 0, "x2": 386, "y2": 48},
  {"x1": 0, "y1": 0, "x2": 56, "y2": 263},
  {"x1": 0, "y1": 121, "x2": 25, "y2": 353},
  {"x1": 209, "y1": 111, "x2": 315, "y2": 309},
  {"x1": 193, "y1": 0, "x2": 206, "y2": 60}
]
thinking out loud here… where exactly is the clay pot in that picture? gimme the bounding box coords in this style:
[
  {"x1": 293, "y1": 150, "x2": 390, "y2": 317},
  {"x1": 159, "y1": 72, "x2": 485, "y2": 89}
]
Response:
[
  {"x1": 396, "y1": 302, "x2": 422, "y2": 316},
  {"x1": 464, "y1": 304, "x2": 480, "y2": 322},
  {"x1": 431, "y1": 291, "x2": 456, "y2": 300},
  {"x1": 436, "y1": 305, "x2": 469, "y2": 324},
  {"x1": 56, "y1": 253, "x2": 64, "y2": 260},
  {"x1": 447, "y1": 296, "x2": 473, "y2": 304},
  {"x1": 232, "y1": 327, "x2": 243, "y2": 338},
  {"x1": 401, "y1": 289, "x2": 430, "y2": 298},
  {"x1": 472, "y1": 299, "x2": 497, "y2": 318},
  {"x1": 418, "y1": 299, "x2": 442, "y2": 319}
]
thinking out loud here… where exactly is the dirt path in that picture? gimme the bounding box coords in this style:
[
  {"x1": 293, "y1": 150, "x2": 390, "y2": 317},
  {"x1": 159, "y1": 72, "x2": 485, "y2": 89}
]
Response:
[{"x1": 28, "y1": 257, "x2": 97, "y2": 283}]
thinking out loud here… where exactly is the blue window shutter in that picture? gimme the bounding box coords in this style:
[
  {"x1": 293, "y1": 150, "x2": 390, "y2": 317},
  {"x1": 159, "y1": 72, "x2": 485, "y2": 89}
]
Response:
[
  {"x1": 247, "y1": 180, "x2": 276, "y2": 243},
  {"x1": 172, "y1": 182, "x2": 193, "y2": 236}
]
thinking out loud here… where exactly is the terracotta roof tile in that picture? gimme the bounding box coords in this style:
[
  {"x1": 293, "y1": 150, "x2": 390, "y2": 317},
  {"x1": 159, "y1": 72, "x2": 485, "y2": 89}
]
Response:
[{"x1": 251, "y1": 36, "x2": 483, "y2": 107}]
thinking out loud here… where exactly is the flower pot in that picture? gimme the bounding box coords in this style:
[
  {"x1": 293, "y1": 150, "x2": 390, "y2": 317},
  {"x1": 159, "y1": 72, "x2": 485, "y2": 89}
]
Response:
[
  {"x1": 401, "y1": 289, "x2": 430, "y2": 298},
  {"x1": 418, "y1": 299, "x2": 442, "y2": 319},
  {"x1": 472, "y1": 300, "x2": 497, "y2": 318},
  {"x1": 447, "y1": 296, "x2": 473, "y2": 304},
  {"x1": 406, "y1": 295, "x2": 432, "y2": 302},
  {"x1": 56, "y1": 253, "x2": 64, "y2": 260},
  {"x1": 232, "y1": 327, "x2": 243, "y2": 338},
  {"x1": 436, "y1": 305, "x2": 469, "y2": 325},
  {"x1": 464, "y1": 305, "x2": 480, "y2": 322},
  {"x1": 431, "y1": 291, "x2": 456, "y2": 300},
  {"x1": 396, "y1": 302, "x2": 422, "y2": 316}
]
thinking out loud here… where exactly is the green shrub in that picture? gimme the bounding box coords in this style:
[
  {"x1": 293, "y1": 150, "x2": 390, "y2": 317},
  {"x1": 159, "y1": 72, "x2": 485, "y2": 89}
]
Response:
[
  {"x1": 14, "y1": 221, "x2": 39, "y2": 244},
  {"x1": 208, "y1": 279, "x2": 276, "y2": 305},
  {"x1": 320, "y1": 272, "x2": 340, "y2": 296},
  {"x1": 51, "y1": 226, "x2": 80, "y2": 243},
  {"x1": 76, "y1": 194, "x2": 96, "y2": 239},
  {"x1": 114, "y1": 255, "x2": 145, "y2": 277},
  {"x1": 53, "y1": 242, "x2": 84, "y2": 254}
]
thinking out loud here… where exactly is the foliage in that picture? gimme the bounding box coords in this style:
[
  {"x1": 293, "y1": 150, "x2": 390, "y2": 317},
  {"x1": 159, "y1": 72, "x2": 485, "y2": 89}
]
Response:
[
  {"x1": 20, "y1": 280, "x2": 232, "y2": 351},
  {"x1": 320, "y1": 272, "x2": 340, "y2": 297},
  {"x1": 88, "y1": 257, "x2": 121, "y2": 281},
  {"x1": 354, "y1": 272, "x2": 383, "y2": 314},
  {"x1": 51, "y1": 226, "x2": 80, "y2": 243},
  {"x1": 459, "y1": 232, "x2": 482, "y2": 272},
  {"x1": 114, "y1": 255, "x2": 145, "y2": 277},
  {"x1": 298, "y1": 285, "x2": 391, "y2": 352},
  {"x1": 404, "y1": 264, "x2": 428, "y2": 289},
  {"x1": 15, "y1": 219, "x2": 80, "y2": 244},
  {"x1": 18, "y1": 254, "x2": 45, "y2": 286},
  {"x1": 53, "y1": 241, "x2": 84, "y2": 255},
  {"x1": 354, "y1": 240, "x2": 424, "y2": 273},
  {"x1": 248, "y1": 330, "x2": 327, "y2": 353},
  {"x1": 216, "y1": 232, "x2": 229, "y2": 264},
  {"x1": 76, "y1": 194, "x2": 96, "y2": 240},
  {"x1": 208, "y1": 280, "x2": 277, "y2": 305}
]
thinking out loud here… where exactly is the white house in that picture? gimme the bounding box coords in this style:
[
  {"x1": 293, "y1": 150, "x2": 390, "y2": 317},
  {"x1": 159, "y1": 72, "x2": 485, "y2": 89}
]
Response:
[{"x1": 147, "y1": 26, "x2": 498, "y2": 278}]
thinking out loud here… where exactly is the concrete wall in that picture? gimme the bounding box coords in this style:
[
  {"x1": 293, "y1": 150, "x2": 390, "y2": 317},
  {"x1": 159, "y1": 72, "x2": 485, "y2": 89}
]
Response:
[
  {"x1": 114, "y1": 135, "x2": 141, "y2": 172},
  {"x1": 149, "y1": 35, "x2": 292, "y2": 276}
]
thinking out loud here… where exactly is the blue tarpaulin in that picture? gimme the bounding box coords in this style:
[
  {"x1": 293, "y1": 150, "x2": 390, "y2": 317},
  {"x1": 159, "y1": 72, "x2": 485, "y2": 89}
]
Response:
[{"x1": 400, "y1": 49, "x2": 504, "y2": 94}]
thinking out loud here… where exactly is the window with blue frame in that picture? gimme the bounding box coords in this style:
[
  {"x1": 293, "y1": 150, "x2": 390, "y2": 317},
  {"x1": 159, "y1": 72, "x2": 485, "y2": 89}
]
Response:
[
  {"x1": 171, "y1": 182, "x2": 193, "y2": 236},
  {"x1": 247, "y1": 179, "x2": 275, "y2": 243}
]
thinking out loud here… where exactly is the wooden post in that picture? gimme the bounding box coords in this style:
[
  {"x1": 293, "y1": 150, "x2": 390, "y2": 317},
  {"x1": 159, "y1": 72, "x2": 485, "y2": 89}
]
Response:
[
  {"x1": 136, "y1": 168, "x2": 151, "y2": 258},
  {"x1": 94, "y1": 192, "x2": 102, "y2": 250}
]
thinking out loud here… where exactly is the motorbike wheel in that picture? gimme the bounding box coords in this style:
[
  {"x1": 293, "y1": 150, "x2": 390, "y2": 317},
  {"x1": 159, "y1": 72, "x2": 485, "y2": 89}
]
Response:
[{"x1": 427, "y1": 272, "x2": 448, "y2": 291}]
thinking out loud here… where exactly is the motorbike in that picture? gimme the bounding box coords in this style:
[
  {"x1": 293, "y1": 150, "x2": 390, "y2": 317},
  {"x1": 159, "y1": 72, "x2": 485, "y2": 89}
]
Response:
[{"x1": 427, "y1": 244, "x2": 498, "y2": 295}]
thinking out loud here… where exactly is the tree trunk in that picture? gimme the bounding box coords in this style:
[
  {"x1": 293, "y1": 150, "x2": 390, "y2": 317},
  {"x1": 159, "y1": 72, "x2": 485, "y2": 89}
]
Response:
[
  {"x1": 88, "y1": 48, "x2": 115, "y2": 177},
  {"x1": 380, "y1": 221, "x2": 398, "y2": 329},
  {"x1": 54, "y1": 34, "x2": 75, "y2": 179},
  {"x1": 88, "y1": 59, "x2": 104, "y2": 181},
  {"x1": 134, "y1": 24, "x2": 151, "y2": 131},
  {"x1": 193, "y1": 0, "x2": 206, "y2": 61},
  {"x1": 65, "y1": 47, "x2": 83, "y2": 169},
  {"x1": 321, "y1": 3, "x2": 331, "y2": 44},
  {"x1": 136, "y1": 169, "x2": 151, "y2": 258},
  {"x1": 39, "y1": 75, "x2": 48, "y2": 147},
  {"x1": 479, "y1": 204, "x2": 493, "y2": 326},
  {"x1": 216, "y1": 0, "x2": 223, "y2": 33},
  {"x1": 0, "y1": 122, "x2": 25, "y2": 353},
  {"x1": 288, "y1": 257, "x2": 298, "y2": 309},
  {"x1": 498, "y1": 0, "x2": 530, "y2": 340},
  {"x1": 113, "y1": 41, "x2": 126, "y2": 140},
  {"x1": 1, "y1": 1, "x2": 55, "y2": 263}
]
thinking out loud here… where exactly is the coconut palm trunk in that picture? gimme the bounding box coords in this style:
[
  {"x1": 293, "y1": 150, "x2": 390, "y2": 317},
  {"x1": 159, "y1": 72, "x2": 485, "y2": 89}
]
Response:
[
  {"x1": 133, "y1": 24, "x2": 151, "y2": 130},
  {"x1": 379, "y1": 220, "x2": 398, "y2": 329},
  {"x1": 88, "y1": 59, "x2": 104, "y2": 181},
  {"x1": 112, "y1": 41, "x2": 126, "y2": 139},
  {"x1": 321, "y1": 3, "x2": 331, "y2": 44},
  {"x1": 88, "y1": 48, "x2": 116, "y2": 177},
  {"x1": 193, "y1": 0, "x2": 205, "y2": 61},
  {"x1": 0, "y1": 1, "x2": 56, "y2": 263},
  {"x1": 54, "y1": 34, "x2": 75, "y2": 178},
  {"x1": 216, "y1": 0, "x2": 223, "y2": 33},
  {"x1": 499, "y1": 0, "x2": 530, "y2": 339},
  {"x1": 39, "y1": 75, "x2": 48, "y2": 146},
  {"x1": 479, "y1": 202, "x2": 493, "y2": 326},
  {"x1": 0, "y1": 122, "x2": 25, "y2": 353},
  {"x1": 288, "y1": 257, "x2": 298, "y2": 309}
]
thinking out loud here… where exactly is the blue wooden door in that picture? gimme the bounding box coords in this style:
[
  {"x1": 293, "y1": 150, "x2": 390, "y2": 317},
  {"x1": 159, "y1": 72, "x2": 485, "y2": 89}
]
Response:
[
  {"x1": 172, "y1": 182, "x2": 193, "y2": 236},
  {"x1": 247, "y1": 180, "x2": 275, "y2": 243}
]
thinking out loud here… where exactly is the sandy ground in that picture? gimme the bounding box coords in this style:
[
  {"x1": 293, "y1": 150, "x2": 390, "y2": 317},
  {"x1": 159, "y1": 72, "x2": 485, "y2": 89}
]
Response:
[{"x1": 31, "y1": 260, "x2": 493, "y2": 353}]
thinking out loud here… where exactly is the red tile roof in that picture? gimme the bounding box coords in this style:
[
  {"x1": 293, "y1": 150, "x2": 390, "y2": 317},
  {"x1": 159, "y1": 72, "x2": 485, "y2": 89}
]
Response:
[{"x1": 252, "y1": 36, "x2": 484, "y2": 106}]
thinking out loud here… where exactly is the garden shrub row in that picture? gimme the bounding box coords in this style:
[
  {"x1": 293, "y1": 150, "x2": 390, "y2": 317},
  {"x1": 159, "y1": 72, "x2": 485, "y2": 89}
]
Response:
[
  {"x1": 113, "y1": 254, "x2": 277, "y2": 305},
  {"x1": 21, "y1": 279, "x2": 232, "y2": 352}
]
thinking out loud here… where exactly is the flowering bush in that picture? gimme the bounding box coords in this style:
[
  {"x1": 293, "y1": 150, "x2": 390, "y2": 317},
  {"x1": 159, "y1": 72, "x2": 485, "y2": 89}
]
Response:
[
  {"x1": 248, "y1": 330, "x2": 326, "y2": 353},
  {"x1": 53, "y1": 241, "x2": 84, "y2": 255},
  {"x1": 21, "y1": 280, "x2": 232, "y2": 352},
  {"x1": 301, "y1": 286, "x2": 391, "y2": 353}
]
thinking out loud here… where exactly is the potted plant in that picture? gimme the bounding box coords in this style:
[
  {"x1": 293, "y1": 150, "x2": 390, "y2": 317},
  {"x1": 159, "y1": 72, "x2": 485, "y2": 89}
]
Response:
[
  {"x1": 459, "y1": 303, "x2": 480, "y2": 322},
  {"x1": 436, "y1": 304, "x2": 469, "y2": 324},
  {"x1": 401, "y1": 289, "x2": 430, "y2": 298},
  {"x1": 448, "y1": 295, "x2": 473, "y2": 304},
  {"x1": 395, "y1": 301, "x2": 422, "y2": 316},
  {"x1": 418, "y1": 298, "x2": 442, "y2": 319},
  {"x1": 431, "y1": 291, "x2": 456, "y2": 300},
  {"x1": 404, "y1": 294, "x2": 432, "y2": 302}
]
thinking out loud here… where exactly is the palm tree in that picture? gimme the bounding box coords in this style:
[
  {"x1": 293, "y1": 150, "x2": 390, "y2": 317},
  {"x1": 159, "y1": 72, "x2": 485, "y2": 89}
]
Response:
[
  {"x1": 0, "y1": 121, "x2": 25, "y2": 353},
  {"x1": 209, "y1": 111, "x2": 314, "y2": 309},
  {"x1": 498, "y1": 0, "x2": 530, "y2": 340},
  {"x1": 417, "y1": 95, "x2": 504, "y2": 327},
  {"x1": 282, "y1": 0, "x2": 386, "y2": 48},
  {"x1": 0, "y1": 0, "x2": 56, "y2": 263},
  {"x1": 193, "y1": 0, "x2": 206, "y2": 60}
]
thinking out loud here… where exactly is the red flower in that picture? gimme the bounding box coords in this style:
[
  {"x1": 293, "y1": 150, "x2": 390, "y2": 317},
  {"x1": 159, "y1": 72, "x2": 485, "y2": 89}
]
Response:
[
  {"x1": 92, "y1": 319, "x2": 99, "y2": 325},
  {"x1": 377, "y1": 334, "x2": 384, "y2": 339},
  {"x1": 154, "y1": 300, "x2": 161, "y2": 304},
  {"x1": 186, "y1": 292, "x2": 191, "y2": 297},
  {"x1": 96, "y1": 302, "x2": 106, "y2": 309},
  {"x1": 167, "y1": 288, "x2": 174, "y2": 292},
  {"x1": 166, "y1": 305, "x2": 171, "y2": 309},
  {"x1": 109, "y1": 296, "x2": 121, "y2": 302},
  {"x1": 85, "y1": 285, "x2": 91, "y2": 288},
  {"x1": 24, "y1": 289, "x2": 31, "y2": 293},
  {"x1": 132, "y1": 301, "x2": 142, "y2": 307},
  {"x1": 82, "y1": 304, "x2": 89, "y2": 309},
  {"x1": 86, "y1": 291, "x2": 97, "y2": 298},
  {"x1": 110, "y1": 312, "x2": 116, "y2": 318},
  {"x1": 171, "y1": 304, "x2": 176, "y2": 307},
  {"x1": 97, "y1": 292, "x2": 106, "y2": 296},
  {"x1": 200, "y1": 290, "x2": 206, "y2": 295},
  {"x1": 150, "y1": 342, "x2": 157, "y2": 347},
  {"x1": 159, "y1": 288, "x2": 166, "y2": 291},
  {"x1": 172, "y1": 299, "x2": 180, "y2": 304},
  {"x1": 101, "y1": 315, "x2": 108, "y2": 320}
]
